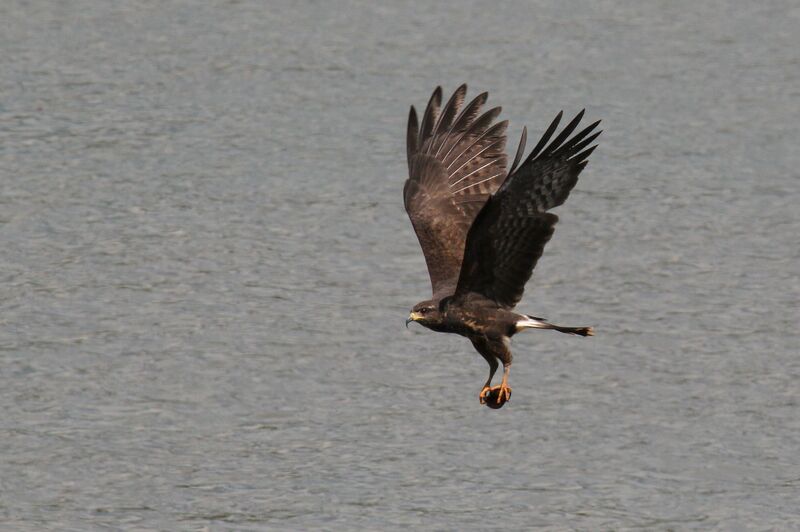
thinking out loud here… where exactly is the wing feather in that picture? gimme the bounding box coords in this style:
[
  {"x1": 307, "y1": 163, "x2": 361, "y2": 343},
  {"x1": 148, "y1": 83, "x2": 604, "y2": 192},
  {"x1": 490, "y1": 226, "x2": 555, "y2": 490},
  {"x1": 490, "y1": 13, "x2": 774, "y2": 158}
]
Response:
[
  {"x1": 404, "y1": 86, "x2": 601, "y2": 305},
  {"x1": 498, "y1": 111, "x2": 602, "y2": 211},
  {"x1": 437, "y1": 92, "x2": 489, "y2": 160},
  {"x1": 418, "y1": 87, "x2": 442, "y2": 150},
  {"x1": 524, "y1": 111, "x2": 562, "y2": 164},
  {"x1": 429, "y1": 84, "x2": 467, "y2": 155},
  {"x1": 445, "y1": 107, "x2": 503, "y2": 169},
  {"x1": 508, "y1": 126, "x2": 527, "y2": 176},
  {"x1": 454, "y1": 111, "x2": 601, "y2": 308},
  {"x1": 406, "y1": 106, "x2": 418, "y2": 172},
  {"x1": 404, "y1": 86, "x2": 508, "y2": 298}
]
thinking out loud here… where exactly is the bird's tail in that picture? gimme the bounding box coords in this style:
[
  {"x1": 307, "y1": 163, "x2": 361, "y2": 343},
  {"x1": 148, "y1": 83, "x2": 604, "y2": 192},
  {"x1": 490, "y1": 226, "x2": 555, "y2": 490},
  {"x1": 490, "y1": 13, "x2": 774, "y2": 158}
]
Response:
[{"x1": 516, "y1": 315, "x2": 594, "y2": 336}]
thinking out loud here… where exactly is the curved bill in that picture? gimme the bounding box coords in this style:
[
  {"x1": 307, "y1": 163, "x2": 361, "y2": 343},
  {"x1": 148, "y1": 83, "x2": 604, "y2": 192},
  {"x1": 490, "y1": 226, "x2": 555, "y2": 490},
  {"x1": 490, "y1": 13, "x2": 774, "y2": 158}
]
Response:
[{"x1": 405, "y1": 312, "x2": 420, "y2": 328}]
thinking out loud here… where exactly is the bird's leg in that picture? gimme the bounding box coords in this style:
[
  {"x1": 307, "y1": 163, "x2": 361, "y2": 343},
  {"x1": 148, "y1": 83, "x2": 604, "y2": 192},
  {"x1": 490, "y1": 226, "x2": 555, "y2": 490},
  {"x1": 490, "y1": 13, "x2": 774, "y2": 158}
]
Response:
[
  {"x1": 497, "y1": 363, "x2": 512, "y2": 403},
  {"x1": 478, "y1": 356, "x2": 499, "y2": 404}
]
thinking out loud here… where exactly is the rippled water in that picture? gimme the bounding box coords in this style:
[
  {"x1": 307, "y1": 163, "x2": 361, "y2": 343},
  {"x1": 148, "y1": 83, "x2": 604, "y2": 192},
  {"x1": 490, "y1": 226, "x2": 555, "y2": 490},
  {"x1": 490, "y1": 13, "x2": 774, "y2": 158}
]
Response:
[{"x1": 1, "y1": 1, "x2": 798, "y2": 529}]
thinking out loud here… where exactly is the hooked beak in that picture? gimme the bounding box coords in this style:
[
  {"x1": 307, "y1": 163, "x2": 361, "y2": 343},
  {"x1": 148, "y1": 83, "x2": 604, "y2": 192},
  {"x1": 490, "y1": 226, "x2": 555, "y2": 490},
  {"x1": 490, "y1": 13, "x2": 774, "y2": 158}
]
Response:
[{"x1": 406, "y1": 311, "x2": 421, "y2": 328}]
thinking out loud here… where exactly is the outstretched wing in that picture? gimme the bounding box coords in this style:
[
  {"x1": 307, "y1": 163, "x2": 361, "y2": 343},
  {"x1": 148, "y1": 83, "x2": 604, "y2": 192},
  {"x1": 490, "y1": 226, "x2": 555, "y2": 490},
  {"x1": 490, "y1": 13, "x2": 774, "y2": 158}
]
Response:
[
  {"x1": 404, "y1": 85, "x2": 508, "y2": 298},
  {"x1": 454, "y1": 111, "x2": 601, "y2": 309}
]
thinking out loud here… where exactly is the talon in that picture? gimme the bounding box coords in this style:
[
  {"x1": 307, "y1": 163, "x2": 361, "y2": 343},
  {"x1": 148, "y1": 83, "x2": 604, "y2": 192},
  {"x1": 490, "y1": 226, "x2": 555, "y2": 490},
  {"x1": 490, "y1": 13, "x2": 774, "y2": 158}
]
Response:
[
  {"x1": 482, "y1": 384, "x2": 512, "y2": 409},
  {"x1": 479, "y1": 386, "x2": 490, "y2": 404},
  {"x1": 498, "y1": 385, "x2": 512, "y2": 403}
]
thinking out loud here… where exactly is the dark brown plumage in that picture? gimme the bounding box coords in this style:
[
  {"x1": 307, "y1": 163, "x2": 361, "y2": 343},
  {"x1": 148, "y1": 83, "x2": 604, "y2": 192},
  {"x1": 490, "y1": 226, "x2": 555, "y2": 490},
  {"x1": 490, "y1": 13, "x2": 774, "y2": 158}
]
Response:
[{"x1": 404, "y1": 85, "x2": 599, "y2": 408}]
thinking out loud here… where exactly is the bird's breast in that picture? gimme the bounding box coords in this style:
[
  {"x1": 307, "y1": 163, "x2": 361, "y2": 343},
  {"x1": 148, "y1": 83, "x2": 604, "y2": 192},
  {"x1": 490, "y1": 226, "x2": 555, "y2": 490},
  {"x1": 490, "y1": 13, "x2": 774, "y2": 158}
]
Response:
[{"x1": 442, "y1": 309, "x2": 484, "y2": 336}]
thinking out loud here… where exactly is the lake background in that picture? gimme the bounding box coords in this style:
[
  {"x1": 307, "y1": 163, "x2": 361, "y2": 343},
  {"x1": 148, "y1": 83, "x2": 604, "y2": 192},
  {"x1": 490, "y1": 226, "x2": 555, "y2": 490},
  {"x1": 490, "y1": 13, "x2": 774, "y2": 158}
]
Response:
[{"x1": 1, "y1": 1, "x2": 798, "y2": 530}]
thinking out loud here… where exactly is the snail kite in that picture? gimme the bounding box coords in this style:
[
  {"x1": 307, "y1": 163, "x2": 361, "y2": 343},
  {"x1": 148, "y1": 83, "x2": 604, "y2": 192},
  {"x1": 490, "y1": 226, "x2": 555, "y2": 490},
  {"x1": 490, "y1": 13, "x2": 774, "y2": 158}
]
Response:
[{"x1": 404, "y1": 85, "x2": 599, "y2": 407}]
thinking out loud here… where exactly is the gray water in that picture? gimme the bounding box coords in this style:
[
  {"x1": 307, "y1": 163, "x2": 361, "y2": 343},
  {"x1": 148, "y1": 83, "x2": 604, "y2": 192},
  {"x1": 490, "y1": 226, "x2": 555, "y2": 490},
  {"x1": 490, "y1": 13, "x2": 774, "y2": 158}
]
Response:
[{"x1": 1, "y1": 1, "x2": 798, "y2": 530}]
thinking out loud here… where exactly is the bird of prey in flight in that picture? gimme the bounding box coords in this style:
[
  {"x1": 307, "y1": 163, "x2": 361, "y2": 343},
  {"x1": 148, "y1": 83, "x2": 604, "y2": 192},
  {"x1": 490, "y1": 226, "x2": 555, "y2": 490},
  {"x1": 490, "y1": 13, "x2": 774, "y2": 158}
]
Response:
[{"x1": 404, "y1": 85, "x2": 599, "y2": 408}]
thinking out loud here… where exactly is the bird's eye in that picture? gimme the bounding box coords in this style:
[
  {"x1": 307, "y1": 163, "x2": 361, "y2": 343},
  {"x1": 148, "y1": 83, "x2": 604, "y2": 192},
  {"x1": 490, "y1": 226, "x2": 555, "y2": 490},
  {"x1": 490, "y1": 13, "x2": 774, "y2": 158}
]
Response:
[{"x1": 419, "y1": 308, "x2": 427, "y2": 314}]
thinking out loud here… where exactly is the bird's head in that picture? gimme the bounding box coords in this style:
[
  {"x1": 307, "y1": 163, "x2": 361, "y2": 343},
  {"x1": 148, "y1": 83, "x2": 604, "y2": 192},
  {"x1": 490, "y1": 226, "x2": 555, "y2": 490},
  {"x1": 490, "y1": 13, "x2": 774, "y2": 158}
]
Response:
[{"x1": 406, "y1": 300, "x2": 443, "y2": 329}]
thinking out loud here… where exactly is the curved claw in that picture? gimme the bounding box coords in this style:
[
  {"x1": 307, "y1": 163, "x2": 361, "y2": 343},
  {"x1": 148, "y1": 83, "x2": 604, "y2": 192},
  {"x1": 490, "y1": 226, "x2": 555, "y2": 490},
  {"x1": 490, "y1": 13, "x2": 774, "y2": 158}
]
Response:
[
  {"x1": 497, "y1": 384, "x2": 512, "y2": 403},
  {"x1": 479, "y1": 386, "x2": 491, "y2": 404}
]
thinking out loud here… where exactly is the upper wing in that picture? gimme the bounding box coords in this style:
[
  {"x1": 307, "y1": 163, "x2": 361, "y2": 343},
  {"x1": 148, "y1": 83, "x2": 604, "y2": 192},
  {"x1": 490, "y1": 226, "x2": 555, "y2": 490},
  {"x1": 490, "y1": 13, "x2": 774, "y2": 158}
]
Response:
[
  {"x1": 505, "y1": 110, "x2": 602, "y2": 212},
  {"x1": 453, "y1": 111, "x2": 601, "y2": 309},
  {"x1": 404, "y1": 85, "x2": 508, "y2": 298}
]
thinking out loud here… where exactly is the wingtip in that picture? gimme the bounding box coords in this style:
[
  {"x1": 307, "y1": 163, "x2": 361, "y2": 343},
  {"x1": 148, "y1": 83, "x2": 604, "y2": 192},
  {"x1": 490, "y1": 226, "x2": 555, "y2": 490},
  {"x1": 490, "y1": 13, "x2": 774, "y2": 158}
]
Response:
[
  {"x1": 574, "y1": 144, "x2": 598, "y2": 163},
  {"x1": 508, "y1": 126, "x2": 528, "y2": 176},
  {"x1": 408, "y1": 105, "x2": 418, "y2": 131}
]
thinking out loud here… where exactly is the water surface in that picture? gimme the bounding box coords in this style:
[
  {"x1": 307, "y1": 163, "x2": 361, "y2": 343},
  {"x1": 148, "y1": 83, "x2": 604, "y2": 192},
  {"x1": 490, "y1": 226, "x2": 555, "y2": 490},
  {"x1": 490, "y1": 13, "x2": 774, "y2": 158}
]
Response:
[{"x1": 1, "y1": 1, "x2": 798, "y2": 529}]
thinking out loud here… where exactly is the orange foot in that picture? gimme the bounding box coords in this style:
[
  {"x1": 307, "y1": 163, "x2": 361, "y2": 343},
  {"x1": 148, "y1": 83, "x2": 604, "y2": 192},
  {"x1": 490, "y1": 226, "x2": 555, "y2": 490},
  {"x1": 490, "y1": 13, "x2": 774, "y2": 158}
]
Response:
[
  {"x1": 479, "y1": 386, "x2": 491, "y2": 404},
  {"x1": 496, "y1": 383, "x2": 512, "y2": 404},
  {"x1": 481, "y1": 384, "x2": 512, "y2": 408}
]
